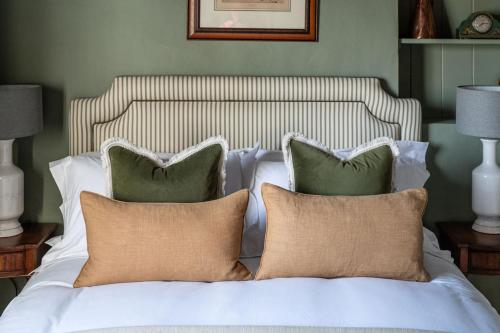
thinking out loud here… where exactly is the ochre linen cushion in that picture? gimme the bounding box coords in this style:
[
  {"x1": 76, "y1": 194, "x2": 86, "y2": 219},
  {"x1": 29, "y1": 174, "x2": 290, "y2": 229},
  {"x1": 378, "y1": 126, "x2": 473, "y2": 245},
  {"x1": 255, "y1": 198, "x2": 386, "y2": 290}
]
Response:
[
  {"x1": 101, "y1": 137, "x2": 228, "y2": 203},
  {"x1": 282, "y1": 133, "x2": 399, "y2": 196},
  {"x1": 256, "y1": 184, "x2": 430, "y2": 282},
  {"x1": 74, "y1": 190, "x2": 252, "y2": 287}
]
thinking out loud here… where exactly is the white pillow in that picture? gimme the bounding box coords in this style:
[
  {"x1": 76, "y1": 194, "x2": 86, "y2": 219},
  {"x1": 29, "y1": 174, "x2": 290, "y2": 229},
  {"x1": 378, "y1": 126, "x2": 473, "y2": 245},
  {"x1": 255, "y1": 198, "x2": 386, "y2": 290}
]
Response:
[
  {"x1": 43, "y1": 153, "x2": 105, "y2": 265},
  {"x1": 43, "y1": 144, "x2": 259, "y2": 266},
  {"x1": 241, "y1": 160, "x2": 289, "y2": 257},
  {"x1": 241, "y1": 140, "x2": 431, "y2": 258}
]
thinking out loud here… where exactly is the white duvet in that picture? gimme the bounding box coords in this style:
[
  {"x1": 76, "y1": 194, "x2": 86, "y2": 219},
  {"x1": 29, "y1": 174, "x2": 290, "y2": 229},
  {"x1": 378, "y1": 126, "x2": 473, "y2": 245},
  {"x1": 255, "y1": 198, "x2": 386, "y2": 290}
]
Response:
[{"x1": 0, "y1": 229, "x2": 499, "y2": 333}]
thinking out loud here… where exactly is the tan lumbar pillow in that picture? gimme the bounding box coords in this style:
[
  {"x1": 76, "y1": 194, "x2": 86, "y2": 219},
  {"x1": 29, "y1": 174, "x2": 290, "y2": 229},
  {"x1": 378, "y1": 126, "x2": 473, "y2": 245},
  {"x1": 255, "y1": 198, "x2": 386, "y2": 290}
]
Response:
[
  {"x1": 74, "y1": 190, "x2": 252, "y2": 287},
  {"x1": 256, "y1": 184, "x2": 430, "y2": 282}
]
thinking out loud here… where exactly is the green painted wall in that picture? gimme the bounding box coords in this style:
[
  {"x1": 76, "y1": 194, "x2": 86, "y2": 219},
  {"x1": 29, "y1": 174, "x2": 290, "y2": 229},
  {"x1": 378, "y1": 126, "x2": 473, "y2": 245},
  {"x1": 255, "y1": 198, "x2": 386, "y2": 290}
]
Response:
[{"x1": 0, "y1": 0, "x2": 399, "y2": 312}]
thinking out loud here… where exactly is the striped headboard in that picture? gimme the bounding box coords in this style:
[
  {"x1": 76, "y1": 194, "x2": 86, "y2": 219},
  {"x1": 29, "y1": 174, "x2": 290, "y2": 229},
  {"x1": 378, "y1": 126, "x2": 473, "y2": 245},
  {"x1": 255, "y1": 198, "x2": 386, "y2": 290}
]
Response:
[{"x1": 69, "y1": 76, "x2": 421, "y2": 155}]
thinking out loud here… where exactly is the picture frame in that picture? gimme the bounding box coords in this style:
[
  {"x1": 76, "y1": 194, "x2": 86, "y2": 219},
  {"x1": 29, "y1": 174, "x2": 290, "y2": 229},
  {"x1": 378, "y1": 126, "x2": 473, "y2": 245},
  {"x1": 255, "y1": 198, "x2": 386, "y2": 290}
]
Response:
[{"x1": 188, "y1": 0, "x2": 318, "y2": 41}]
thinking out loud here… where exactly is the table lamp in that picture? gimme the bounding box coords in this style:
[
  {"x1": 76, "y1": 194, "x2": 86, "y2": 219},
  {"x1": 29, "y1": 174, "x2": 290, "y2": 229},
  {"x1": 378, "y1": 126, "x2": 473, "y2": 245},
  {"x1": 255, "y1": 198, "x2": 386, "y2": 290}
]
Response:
[
  {"x1": 456, "y1": 86, "x2": 500, "y2": 234},
  {"x1": 0, "y1": 85, "x2": 43, "y2": 237}
]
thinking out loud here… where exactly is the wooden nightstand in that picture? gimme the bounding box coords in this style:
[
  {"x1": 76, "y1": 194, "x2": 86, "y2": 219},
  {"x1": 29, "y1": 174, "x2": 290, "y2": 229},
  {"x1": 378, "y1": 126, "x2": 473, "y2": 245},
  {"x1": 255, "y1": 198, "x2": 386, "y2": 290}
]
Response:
[
  {"x1": 0, "y1": 223, "x2": 57, "y2": 279},
  {"x1": 437, "y1": 222, "x2": 500, "y2": 275}
]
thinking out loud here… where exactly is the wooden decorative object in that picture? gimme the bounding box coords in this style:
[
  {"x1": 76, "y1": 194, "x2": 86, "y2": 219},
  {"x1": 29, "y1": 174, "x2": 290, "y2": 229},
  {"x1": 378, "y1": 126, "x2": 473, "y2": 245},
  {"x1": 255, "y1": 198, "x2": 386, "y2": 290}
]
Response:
[
  {"x1": 458, "y1": 12, "x2": 500, "y2": 39},
  {"x1": 412, "y1": 0, "x2": 437, "y2": 39},
  {"x1": 188, "y1": 0, "x2": 318, "y2": 41}
]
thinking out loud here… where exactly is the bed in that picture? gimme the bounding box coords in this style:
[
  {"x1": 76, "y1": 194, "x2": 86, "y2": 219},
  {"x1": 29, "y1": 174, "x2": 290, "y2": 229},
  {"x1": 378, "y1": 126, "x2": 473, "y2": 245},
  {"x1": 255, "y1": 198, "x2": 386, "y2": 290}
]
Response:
[{"x1": 0, "y1": 76, "x2": 499, "y2": 333}]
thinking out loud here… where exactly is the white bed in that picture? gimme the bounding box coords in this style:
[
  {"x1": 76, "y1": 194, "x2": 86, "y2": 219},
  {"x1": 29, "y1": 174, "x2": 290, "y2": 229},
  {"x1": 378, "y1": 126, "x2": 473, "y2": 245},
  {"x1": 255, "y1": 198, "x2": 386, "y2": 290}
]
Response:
[
  {"x1": 1, "y1": 76, "x2": 499, "y2": 333},
  {"x1": 0, "y1": 229, "x2": 499, "y2": 333}
]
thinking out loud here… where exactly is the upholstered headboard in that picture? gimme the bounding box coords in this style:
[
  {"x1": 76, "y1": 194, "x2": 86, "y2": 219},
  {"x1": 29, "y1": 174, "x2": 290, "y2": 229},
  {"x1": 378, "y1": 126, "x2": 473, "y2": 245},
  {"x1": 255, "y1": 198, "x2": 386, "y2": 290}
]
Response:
[{"x1": 69, "y1": 76, "x2": 421, "y2": 155}]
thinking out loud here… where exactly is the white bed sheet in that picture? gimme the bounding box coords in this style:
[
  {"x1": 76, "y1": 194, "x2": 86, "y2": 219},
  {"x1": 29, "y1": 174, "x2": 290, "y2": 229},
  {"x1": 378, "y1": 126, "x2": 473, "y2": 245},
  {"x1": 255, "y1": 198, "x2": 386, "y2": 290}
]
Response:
[{"x1": 0, "y1": 229, "x2": 499, "y2": 333}]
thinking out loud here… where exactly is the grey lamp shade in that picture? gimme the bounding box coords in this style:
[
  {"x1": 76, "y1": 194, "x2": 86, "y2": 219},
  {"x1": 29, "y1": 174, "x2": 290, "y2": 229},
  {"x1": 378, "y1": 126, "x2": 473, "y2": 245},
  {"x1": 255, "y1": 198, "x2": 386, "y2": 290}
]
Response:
[
  {"x1": 456, "y1": 86, "x2": 500, "y2": 139},
  {"x1": 0, "y1": 85, "x2": 43, "y2": 140}
]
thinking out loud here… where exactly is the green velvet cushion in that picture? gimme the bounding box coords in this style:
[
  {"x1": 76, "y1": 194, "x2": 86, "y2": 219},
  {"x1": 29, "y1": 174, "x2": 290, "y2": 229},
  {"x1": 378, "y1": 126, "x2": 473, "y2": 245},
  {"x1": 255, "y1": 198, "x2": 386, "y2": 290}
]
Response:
[
  {"x1": 102, "y1": 138, "x2": 226, "y2": 203},
  {"x1": 285, "y1": 137, "x2": 395, "y2": 196}
]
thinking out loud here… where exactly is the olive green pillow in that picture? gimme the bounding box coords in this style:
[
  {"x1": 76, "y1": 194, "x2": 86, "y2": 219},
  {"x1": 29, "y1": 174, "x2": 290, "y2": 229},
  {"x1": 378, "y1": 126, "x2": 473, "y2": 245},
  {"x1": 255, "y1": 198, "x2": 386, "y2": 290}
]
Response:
[
  {"x1": 101, "y1": 137, "x2": 228, "y2": 203},
  {"x1": 282, "y1": 133, "x2": 399, "y2": 196}
]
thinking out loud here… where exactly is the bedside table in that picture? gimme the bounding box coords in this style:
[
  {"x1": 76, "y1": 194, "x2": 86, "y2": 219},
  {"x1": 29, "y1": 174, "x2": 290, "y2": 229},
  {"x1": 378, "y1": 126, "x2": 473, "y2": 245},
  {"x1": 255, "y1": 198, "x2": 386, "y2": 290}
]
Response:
[
  {"x1": 0, "y1": 223, "x2": 57, "y2": 280},
  {"x1": 437, "y1": 222, "x2": 500, "y2": 275}
]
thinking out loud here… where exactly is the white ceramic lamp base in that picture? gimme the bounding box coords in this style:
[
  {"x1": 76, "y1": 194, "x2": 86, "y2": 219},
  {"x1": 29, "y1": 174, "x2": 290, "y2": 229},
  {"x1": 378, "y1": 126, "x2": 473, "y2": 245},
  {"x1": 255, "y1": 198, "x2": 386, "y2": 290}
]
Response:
[
  {"x1": 0, "y1": 139, "x2": 24, "y2": 238},
  {"x1": 472, "y1": 139, "x2": 500, "y2": 234}
]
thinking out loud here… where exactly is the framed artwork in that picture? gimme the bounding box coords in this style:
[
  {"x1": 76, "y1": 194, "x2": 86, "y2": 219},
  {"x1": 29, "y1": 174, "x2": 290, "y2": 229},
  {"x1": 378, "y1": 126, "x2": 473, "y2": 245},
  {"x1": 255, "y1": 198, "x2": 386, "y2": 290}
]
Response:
[{"x1": 188, "y1": 0, "x2": 318, "y2": 41}]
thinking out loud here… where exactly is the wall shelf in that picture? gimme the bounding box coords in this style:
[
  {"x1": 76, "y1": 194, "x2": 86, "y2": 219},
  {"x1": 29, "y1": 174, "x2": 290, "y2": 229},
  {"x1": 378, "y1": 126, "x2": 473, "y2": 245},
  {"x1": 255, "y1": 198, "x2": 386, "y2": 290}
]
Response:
[{"x1": 400, "y1": 38, "x2": 500, "y2": 45}]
